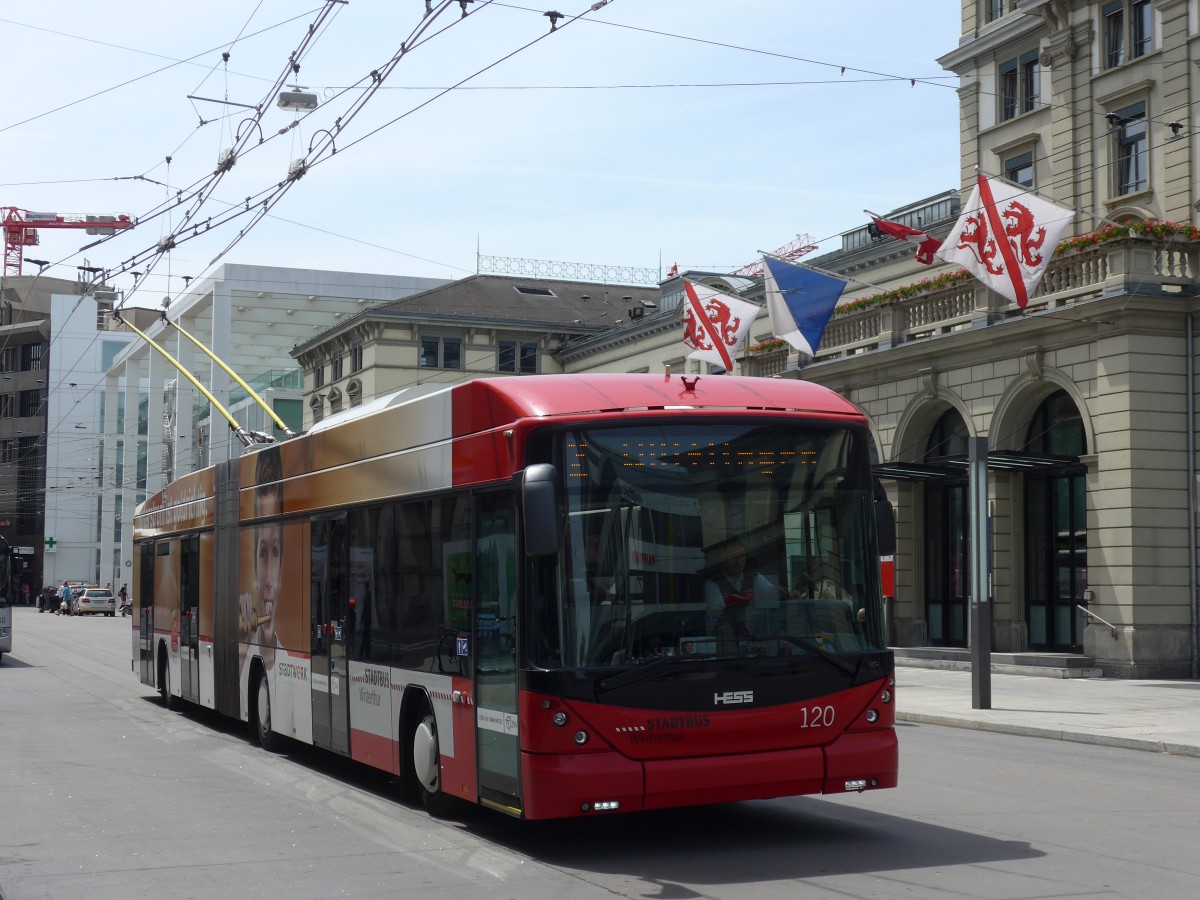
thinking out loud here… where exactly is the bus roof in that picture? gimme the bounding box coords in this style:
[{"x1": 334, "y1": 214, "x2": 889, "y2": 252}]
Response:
[
  {"x1": 450, "y1": 373, "x2": 862, "y2": 434},
  {"x1": 135, "y1": 373, "x2": 865, "y2": 535}
]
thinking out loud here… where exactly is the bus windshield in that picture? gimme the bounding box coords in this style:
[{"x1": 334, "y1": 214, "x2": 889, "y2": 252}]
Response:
[{"x1": 530, "y1": 421, "x2": 885, "y2": 670}]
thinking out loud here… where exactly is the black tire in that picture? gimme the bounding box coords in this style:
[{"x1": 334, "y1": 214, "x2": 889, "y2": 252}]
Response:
[
  {"x1": 408, "y1": 699, "x2": 457, "y2": 817},
  {"x1": 157, "y1": 649, "x2": 176, "y2": 709},
  {"x1": 253, "y1": 671, "x2": 279, "y2": 752}
]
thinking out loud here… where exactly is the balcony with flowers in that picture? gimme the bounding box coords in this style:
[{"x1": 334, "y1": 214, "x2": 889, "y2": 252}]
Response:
[
  {"x1": 744, "y1": 337, "x2": 791, "y2": 377},
  {"x1": 816, "y1": 221, "x2": 1200, "y2": 360}
]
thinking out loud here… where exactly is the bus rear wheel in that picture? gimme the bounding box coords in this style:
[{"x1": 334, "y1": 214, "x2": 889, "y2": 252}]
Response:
[
  {"x1": 409, "y1": 701, "x2": 456, "y2": 817},
  {"x1": 253, "y1": 672, "x2": 278, "y2": 752},
  {"x1": 157, "y1": 649, "x2": 175, "y2": 709}
]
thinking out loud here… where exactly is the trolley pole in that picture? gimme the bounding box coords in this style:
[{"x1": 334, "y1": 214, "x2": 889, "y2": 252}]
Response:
[{"x1": 969, "y1": 436, "x2": 992, "y2": 709}]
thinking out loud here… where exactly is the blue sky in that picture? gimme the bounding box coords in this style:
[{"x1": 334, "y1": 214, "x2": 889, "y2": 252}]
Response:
[{"x1": 1, "y1": 1, "x2": 962, "y2": 302}]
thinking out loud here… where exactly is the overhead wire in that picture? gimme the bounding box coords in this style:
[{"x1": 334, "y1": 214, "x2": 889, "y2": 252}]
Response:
[
  {"x1": 71, "y1": 0, "x2": 356, "y2": 301},
  {"x1": 0, "y1": 7, "x2": 326, "y2": 135},
  {"x1": 174, "y1": 0, "x2": 615, "y2": 283},
  {"x1": 493, "y1": 1, "x2": 959, "y2": 90},
  {"x1": 188, "y1": 0, "x2": 266, "y2": 97},
  {"x1": 14, "y1": 3, "x2": 628, "y2": 482},
  {"x1": 86, "y1": 0, "x2": 501, "y2": 306},
  {"x1": 0, "y1": 14, "x2": 278, "y2": 84},
  {"x1": 9, "y1": 1, "x2": 506, "y2": 477}
]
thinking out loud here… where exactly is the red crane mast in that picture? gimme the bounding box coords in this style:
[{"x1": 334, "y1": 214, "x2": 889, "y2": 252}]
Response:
[
  {"x1": 2, "y1": 207, "x2": 134, "y2": 276},
  {"x1": 732, "y1": 233, "x2": 819, "y2": 278}
]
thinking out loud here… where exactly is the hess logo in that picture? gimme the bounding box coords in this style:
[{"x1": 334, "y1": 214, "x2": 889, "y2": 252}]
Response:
[{"x1": 714, "y1": 690, "x2": 753, "y2": 706}]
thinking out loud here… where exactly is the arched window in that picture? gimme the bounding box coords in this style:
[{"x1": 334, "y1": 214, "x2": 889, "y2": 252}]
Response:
[
  {"x1": 310, "y1": 395, "x2": 325, "y2": 424},
  {"x1": 926, "y1": 409, "x2": 969, "y2": 461},
  {"x1": 1024, "y1": 390, "x2": 1085, "y2": 456}
]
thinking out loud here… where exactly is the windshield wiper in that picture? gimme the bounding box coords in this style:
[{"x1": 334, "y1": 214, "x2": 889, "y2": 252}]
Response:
[
  {"x1": 780, "y1": 636, "x2": 859, "y2": 676},
  {"x1": 595, "y1": 655, "x2": 683, "y2": 694}
]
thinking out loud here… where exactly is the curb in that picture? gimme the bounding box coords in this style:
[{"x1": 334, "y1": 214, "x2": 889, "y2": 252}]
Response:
[{"x1": 897, "y1": 712, "x2": 1200, "y2": 759}]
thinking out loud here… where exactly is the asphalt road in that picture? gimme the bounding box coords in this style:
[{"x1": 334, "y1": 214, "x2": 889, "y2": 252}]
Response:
[{"x1": 3, "y1": 606, "x2": 1199, "y2": 899}]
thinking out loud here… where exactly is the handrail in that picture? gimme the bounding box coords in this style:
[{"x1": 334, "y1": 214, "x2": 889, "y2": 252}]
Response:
[{"x1": 1077, "y1": 604, "x2": 1117, "y2": 639}]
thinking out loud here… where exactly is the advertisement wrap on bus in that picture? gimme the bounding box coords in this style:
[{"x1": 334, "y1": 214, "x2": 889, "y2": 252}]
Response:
[
  {"x1": 133, "y1": 373, "x2": 897, "y2": 819},
  {"x1": 0, "y1": 536, "x2": 12, "y2": 663}
]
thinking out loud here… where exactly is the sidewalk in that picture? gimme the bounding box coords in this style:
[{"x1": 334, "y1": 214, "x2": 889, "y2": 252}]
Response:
[{"x1": 896, "y1": 664, "x2": 1200, "y2": 758}]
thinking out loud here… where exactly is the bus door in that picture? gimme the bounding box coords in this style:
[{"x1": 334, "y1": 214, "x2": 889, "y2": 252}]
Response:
[
  {"x1": 138, "y1": 542, "x2": 154, "y2": 685},
  {"x1": 178, "y1": 535, "x2": 200, "y2": 703},
  {"x1": 474, "y1": 493, "x2": 521, "y2": 812},
  {"x1": 310, "y1": 516, "x2": 350, "y2": 754}
]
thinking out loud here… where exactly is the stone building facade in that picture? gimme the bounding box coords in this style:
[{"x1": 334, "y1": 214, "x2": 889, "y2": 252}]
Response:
[{"x1": 787, "y1": 0, "x2": 1200, "y2": 677}]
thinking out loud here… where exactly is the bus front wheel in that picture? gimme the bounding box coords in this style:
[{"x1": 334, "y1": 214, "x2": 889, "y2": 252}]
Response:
[{"x1": 409, "y1": 701, "x2": 456, "y2": 817}]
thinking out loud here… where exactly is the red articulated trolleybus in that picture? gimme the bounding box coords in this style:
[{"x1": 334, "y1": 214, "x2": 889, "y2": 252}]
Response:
[{"x1": 133, "y1": 373, "x2": 897, "y2": 819}]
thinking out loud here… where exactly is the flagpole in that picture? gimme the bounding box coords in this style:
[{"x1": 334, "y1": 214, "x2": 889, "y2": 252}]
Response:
[
  {"x1": 757, "y1": 249, "x2": 888, "y2": 294},
  {"x1": 702, "y1": 279, "x2": 764, "y2": 305}
]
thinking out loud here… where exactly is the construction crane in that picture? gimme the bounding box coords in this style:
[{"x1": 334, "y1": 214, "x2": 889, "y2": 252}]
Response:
[
  {"x1": 732, "y1": 233, "x2": 819, "y2": 278},
  {"x1": 3, "y1": 207, "x2": 135, "y2": 277}
]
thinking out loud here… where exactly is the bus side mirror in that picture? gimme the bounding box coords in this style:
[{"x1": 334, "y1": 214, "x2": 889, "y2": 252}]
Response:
[
  {"x1": 521, "y1": 463, "x2": 561, "y2": 557},
  {"x1": 874, "y1": 479, "x2": 896, "y2": 557}
]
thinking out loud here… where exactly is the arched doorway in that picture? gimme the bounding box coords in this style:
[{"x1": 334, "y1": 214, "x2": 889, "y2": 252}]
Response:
[
  {"x1": 1023, "y1": 391, "x2": 1087, "y2": 651},
  {"x1": 924, "y1": 409, "x2": 969, "y2": 647}
]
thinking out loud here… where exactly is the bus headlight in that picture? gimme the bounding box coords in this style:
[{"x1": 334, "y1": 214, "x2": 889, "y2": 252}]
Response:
[
  {"x1": 552, "y1": 711, "x2": 568, "y2": 726},
  {"x1": 573, "y1": 730, "x2": 589, "y2": 745}
]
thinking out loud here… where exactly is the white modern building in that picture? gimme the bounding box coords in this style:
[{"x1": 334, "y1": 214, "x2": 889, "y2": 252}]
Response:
[
  {"x1": 100, "y1": 264, "x2": 445, "y2": 589},
  {"x1": 42, "y1": 289, "x2": 138, "y2": 590}
]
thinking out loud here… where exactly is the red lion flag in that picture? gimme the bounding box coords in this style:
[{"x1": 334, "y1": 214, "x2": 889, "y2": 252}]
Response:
[
  {"x1": 682, "y1": 279, "x2": 759, "y2": 371},
  {"x1": 935, "y1": 174, "x2": 1074, "y2": 309},
  {"x1": 866, "y1": 211, "x2": 942, "y2": 264}
]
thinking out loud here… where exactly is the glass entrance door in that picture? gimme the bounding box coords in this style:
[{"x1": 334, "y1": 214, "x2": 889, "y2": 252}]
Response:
[
  {"x1": 138, "y1": 543, "x2": 154, "y2": 684},
  {"x1": 1026, "y1": 471, "x2": 1087, "y2": 651},
  {"x1": 1023, "y1": 390, "x2": 1087, "y2": 652},
  {"x1": 923, "y1": 409, "x2": 970, "y2": 647},
  {"x1": 310, "y1": 517, "x2": 350, "y2": 754},
  {"x1": 925, "y1": 480, "x2": 969, "y2": 646},
  {"x1": 179, "y1": 535, "x2": 200, "y2": 703},
  {"x1": 474, "y1": 492, "x2": 520, "y2": 813}
]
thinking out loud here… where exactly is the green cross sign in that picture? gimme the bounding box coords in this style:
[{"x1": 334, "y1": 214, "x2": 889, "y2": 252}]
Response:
[{"x1": 44, "y1": 537, "x2": 57, "y2": 549}]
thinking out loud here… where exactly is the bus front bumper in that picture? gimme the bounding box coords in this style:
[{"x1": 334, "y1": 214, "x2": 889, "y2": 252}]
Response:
[{"x1": 519, "y1": 728, "x2": 897, "y2": 820}]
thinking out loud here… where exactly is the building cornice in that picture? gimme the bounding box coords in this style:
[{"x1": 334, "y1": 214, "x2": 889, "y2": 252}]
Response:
[
  {"x1": 938, "y1": 12, "x2": 1045, "y2": 73},
  {"x1": 291, "y1": 306, "x2": 610, "y2": 359}
]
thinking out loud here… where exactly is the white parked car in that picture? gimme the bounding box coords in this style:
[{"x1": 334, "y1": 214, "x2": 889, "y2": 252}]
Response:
[{"x1": 75, "y1": 588, "x2": 116, "y2": 616}]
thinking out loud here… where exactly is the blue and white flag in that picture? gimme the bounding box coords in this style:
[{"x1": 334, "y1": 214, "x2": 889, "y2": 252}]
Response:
[{"x1": 762, "y1": 257, "x2": 847, "y2": 357}]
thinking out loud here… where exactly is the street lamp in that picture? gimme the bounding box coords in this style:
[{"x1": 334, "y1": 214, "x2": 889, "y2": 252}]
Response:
[{"x1": 277, "y1": 87, "x2": 318, "y2": 111}]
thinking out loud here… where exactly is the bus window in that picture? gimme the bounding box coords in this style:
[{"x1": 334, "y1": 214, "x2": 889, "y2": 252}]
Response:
[{"x1": 538, "y1": 421, "x2": 885, "y2": 669}]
